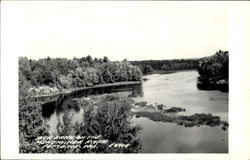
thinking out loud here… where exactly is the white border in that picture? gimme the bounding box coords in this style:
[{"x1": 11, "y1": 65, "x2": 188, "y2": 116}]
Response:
[{"x1": 1, "y1": 1, "x2": 250, "y2": 160}]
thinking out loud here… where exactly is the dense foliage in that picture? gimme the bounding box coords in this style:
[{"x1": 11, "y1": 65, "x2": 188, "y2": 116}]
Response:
[
  {"x1": 19, "y1": 94, "x2": 142, "y2": 153},
  {"x1": 19, "y1": 56, "x2": 142, "y2": 97},
  {"x1": 197, "y1": 50, "x2": 229, "y2": 92},
  {"x1": 74, "y1": 94, "x2": 142, "y2": 153},
  {"x1": 131, "y1": 59, "x2": 198, "y2": 74},
  {"x1": 19, "y1": 99, "x2": 49, "y2": 153}
]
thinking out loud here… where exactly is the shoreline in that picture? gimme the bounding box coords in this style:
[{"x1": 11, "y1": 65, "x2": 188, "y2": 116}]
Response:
[
  {"x1": 143, "y1": 69, "x2": 197, "y2": 75},
  {"x1": 20, "y1": 81, "x2": 142, "y2": 100}
]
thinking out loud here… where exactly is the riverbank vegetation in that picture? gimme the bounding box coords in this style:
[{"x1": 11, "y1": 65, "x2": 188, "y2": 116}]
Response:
[
  {"x1": 19, "y1": 94, "x2": 142, "y2": 153},
  {"x1": 74, "y1": 95, "x2": 142, "y2": 153},
  {"x1": 197, "y1": 50, "x2": 229, "y2": 92},
  {"x1": 19, "y1": 56, "x2": 142, "y2": 97},
  {"x1": 134, "y1": 111, "x2": 228, "y2": 129}
]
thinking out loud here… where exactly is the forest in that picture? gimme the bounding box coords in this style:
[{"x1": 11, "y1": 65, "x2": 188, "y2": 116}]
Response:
[
  {"x1": 197, "y1": 50, "x2": 229, "y2": 92},
  {"x1": 19, "y1": 56, "x2": 142, "y2": 98},
  {"x1": 130, "y1": 58, "x2": 199, "y2": 74},
  {"x1": 130, "y1": 50, "x2": 228, "y2": 92}
]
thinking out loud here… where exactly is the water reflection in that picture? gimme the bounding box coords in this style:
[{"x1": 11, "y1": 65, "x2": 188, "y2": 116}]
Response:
[{"x1": 42, "y1": 83, "x2": 143, "y2": 121}]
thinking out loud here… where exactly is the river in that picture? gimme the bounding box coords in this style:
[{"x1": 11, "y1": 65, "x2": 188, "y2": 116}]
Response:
[
  {"x1": 132, "y1": 70, "x2": 228, "y2": 153},
  {"x1": 43, "y1": 70, "x2": 228, "y2": 153}
]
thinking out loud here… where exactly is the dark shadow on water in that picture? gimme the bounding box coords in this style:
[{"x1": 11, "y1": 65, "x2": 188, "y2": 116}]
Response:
[
  {"x1": 196, "y1": 78, "x2": 228, "y2": 93},
  {"x1": 42, "y1": 83, "x2": 143, "y2": 119},
  {"x1": 42, "y1": 101, "x2": 56, "y2": 118}
]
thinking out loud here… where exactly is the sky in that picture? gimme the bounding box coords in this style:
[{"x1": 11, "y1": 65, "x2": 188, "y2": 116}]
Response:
[{"x1": 2, "y1": 1, "x2": 229, "y2": 61}]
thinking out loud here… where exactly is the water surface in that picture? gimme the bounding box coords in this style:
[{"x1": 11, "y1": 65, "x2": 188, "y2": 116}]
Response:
[
  {"x1": 135, "y1": 71, "x2": 228, "y2": 121},
  {"x1": 132, "y1": 70, "x2": 228, "y2": 153}
]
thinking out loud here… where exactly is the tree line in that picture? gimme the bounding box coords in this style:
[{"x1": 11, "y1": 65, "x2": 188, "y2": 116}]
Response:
[
  {"x1": 130, "y1": 59, "x2": 199, "y2": 74},
  {"x1": 19, "y1": 56, "x2": 142, "y2": 97}
]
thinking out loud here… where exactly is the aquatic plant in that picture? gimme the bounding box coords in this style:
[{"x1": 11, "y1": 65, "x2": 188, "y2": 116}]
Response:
[
  {"x1": 134, "y1": 111, "x2": 228, "y2": 130},
  {"x1": 163, "y1": 107, "x2": 186, "y2": 113}
]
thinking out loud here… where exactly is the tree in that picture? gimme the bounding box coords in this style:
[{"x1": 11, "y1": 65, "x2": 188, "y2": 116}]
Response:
[
  {"x1": 103, "y1": 56, "x2": 109, "y2": 63},
  {"x1": 54, "y1": 111, "x2": 75, "y2": 153},
  {"x1": 197, "y1": 50, "x2": 229, "y2": 91},
  {"x1": 18, "y1": 56, "x2": 143, "y2": 98},
  {"x1": 75, "y1": 94, "x2": 142, "y2": 153},
  {"x1": 86, "y1": 55, "x2": 94, "y2": 66},
  {"x1": 19, "y1": 72, "x2": 32, "y2": 97},
  {"x1": 143, "y1": 65, "x2": 153, "y2": 73}
]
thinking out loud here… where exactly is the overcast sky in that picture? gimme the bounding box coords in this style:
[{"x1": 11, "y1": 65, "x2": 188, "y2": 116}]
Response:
[{"x1": 2, "y1": 1, "x2": 228, "y2": 61}]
